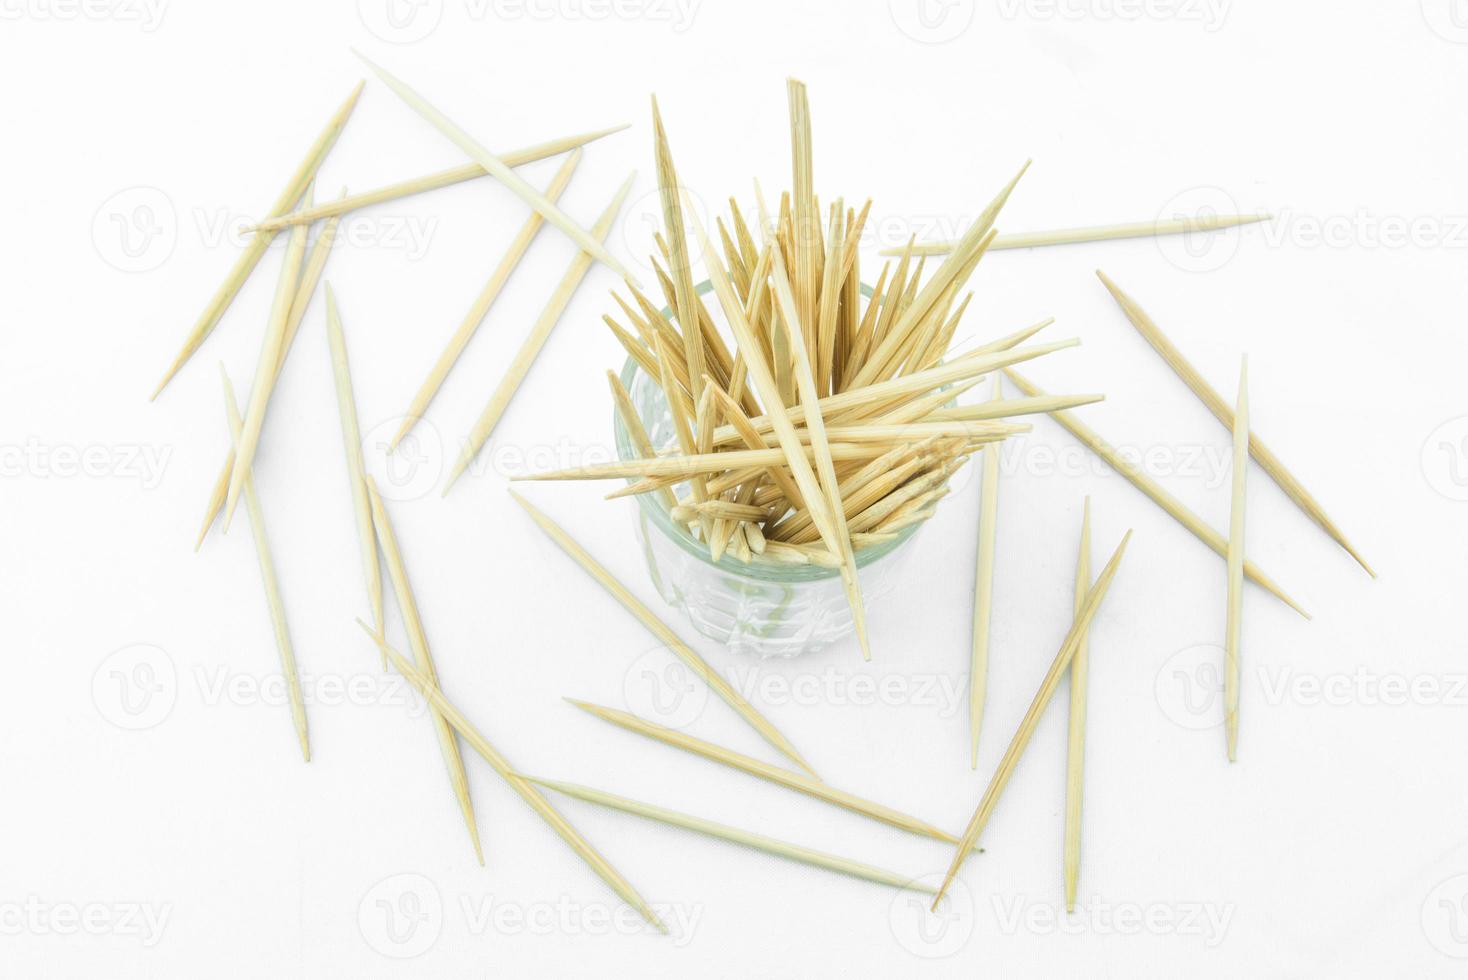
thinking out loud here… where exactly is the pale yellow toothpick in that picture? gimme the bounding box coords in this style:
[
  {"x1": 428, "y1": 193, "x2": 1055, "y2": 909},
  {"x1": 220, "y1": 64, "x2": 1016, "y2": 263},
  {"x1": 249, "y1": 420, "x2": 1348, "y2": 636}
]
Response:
[
  {"x1": 527, "y1": 775, "x2": 936, "y2": 893},
  {"x1": 1064, "y1": 496, "x2": 1092, "y2": 913},
  {"x1": 219, "y1": 366, "x2": 309, "y2": 761},
  {"x1": 509, "y1": 490, "x2": 817, "y2": 778},
  {"x1": 969, "y1": 374, "x2": 1003, "y2": 767},
  {"x1": 324, "y1": 285, "x2": 384, "y2": 654},
  {"x1": 1225, "y1": 357, "x2": 1249, "y2": 762},
  {"x1": 389, "y1": 149, "x2": 583, "y2": 451},
  {"x1": 1096, "y1": 270, "x2": 1371, "y2": 577},
  {"x1": 154, "y1": 82, "x2": 364, "y2": 399},
  {"x1": 935, "y1": 531, "x2": 1133, "y2": 908},
  {"x1": 366, "y1": 478, "x2": 484, "y2": 865},
  {"x1": 354, "y1": 51, "x2": 638, "y2": 285},
  {"x1": 443, "y1": 174, "x2": 634, "y2": 492},
  {"x1": 252, "y1": 124, "x2": 626, "y2": 232},
  {"x1": 358, "y1": 625, "x2": 665, "y2": 932}
]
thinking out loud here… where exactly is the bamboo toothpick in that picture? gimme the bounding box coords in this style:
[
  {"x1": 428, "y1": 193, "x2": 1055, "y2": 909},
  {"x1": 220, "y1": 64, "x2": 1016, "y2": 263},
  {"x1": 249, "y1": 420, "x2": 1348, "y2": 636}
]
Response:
[
  {"x1": 219, "y1": 366, "x2": 309, "y2": 761},
  {"x1": 527, "y1": 776, "x2": 935, "y2": 893},
  {"x1": 324, "y1": 286, "x2": 384, "y2": 656},
  {"x1": 357, "y1": 625, "x2": 665, "y2": 933},
  {"x1": 565, "y1": 699, "x2": 961, "y2": 844},
  {"x1": 1096, "y1": 270, "x2": 1372, "y2": 577},
  {"x1": 885, "y1": 213, "x2": 1271, "y2": 256},
  {"x1": 934, "y1": 530, "x2": 1133, "y2": 909},
  {"x1": 354, "y1": 51, "x2": 637, "y2": 285},
  {"x1": 969, "y1": 375, "x2": 1002, "y2": 768},
  {"x1": 251, "y1": 124, "x2": 627, "y2": 232},
  {"x1": 390, "y1": 149, "x2": 583, "y2": 451},
  {"x1": 221, "y1": 210, "x2": 312, "y2": 531},
  {"x1": 1004, "y1": 367, "x2": 1308, "y2": 619},
  {"x1": 443, "y1": 173, "x2": 634, "y2": 493},
  {"x1": 509, "y1": 491, "x2": 818, "y2": 777},
  {"x1": 1225, "y1": 358, "x2": 1248, "y2": 762},
  {"x1": 1063, "y1": 497, "x2": 1092, "y2": 913},
  {"x1": 197, "y1": 187, "x2": 345, "y2": 548},
  {"x1": 153, "y1": 81, "x2": 363, "y2": 399},
  {"x1": 366, "y1": 478, "x2": 484, "y2": 865},
  {"x1": 764, "y1": 244, "x2": 872, "y2": 659}
]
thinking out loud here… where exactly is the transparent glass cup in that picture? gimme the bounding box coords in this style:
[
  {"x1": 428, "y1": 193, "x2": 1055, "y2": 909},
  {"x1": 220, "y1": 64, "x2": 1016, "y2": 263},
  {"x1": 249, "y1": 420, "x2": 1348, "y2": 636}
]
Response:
[{"x1": 611, "y1": 284, "x2": 924, "y2": 659}]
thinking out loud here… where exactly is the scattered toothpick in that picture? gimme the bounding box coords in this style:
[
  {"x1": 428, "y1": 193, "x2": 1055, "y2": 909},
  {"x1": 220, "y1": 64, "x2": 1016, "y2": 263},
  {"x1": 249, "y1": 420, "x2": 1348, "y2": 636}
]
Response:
[
  {"x1": 443, "y1": 173, "x2": 635, "y2": 492},
  {"x1": 1096, "y1": 270, "x2": 1372, "y2": 577},
  {"x1": 222, "y1": 210, "x2": 312, "y2": 531},
  {"x1": 389, "y1": 149, "x2": 583, "y2": 451},
  {"x1": 1004, "y1": 367, "x2": 1308, "y2": 619},
  {"x1": 509, "y1": 490, "x2": 817, "y2": 778},
  {"x1": 366, "y1": 478, "x2": 484, "y2": 865},
  {"x1": 219, "y1": 366, "x2": 309, "y2": 761},
  {"x1": 1063, "y1": 496, "x2": 1092, "y2": 913},
  {"x1": 154, "y1": 82, "x2": 363, "y2": 399},
  {"x1": 358, "y1": 624, "x2": 665, "y2": 932},
  {"x1": 969, "y1": 374, "x2": 1002, "y2": 767},
  {"x1": 354, "y1": 51, "x2": 638, "y2": 285},
  {"x1": 565, "y1": 698, "x2": 964, "y2": 844},
  {"x1": 251, "y1": 125, "x2": 626, "y2": 232},
  {"x1": 527, "y1": 775, "x2": 936, "y2": 893},
  {"x1": 323, "y1": 285, "x2": 384, "y2": 654},
  {"x1": 1225, "y1": 358, "x2": 1249, "y2": 762},
  {"x1": 934, "y1": 530, "x2": 1133, "y2": 908},
  {"x1": 886, "y1": 213, "x2": 1271, "y2": 256}
]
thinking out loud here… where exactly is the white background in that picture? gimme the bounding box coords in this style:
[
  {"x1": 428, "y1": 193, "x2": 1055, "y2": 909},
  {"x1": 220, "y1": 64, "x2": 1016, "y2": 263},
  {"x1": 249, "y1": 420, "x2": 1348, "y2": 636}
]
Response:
[{"x1": 3, "y1": 0, "x2": 1466, "y2": 976}]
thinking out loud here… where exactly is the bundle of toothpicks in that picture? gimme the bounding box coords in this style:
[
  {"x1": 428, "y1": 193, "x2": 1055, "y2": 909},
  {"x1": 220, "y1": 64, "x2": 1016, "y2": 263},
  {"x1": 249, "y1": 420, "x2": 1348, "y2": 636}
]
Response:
[{"x1": 521, "y1": 81, "x2": 1101, "y2": 660}]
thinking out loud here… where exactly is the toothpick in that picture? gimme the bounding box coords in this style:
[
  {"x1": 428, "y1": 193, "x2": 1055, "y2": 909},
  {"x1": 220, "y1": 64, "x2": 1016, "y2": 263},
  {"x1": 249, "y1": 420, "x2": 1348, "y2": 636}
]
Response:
[
  {"x1": 969, "y1": 375, "x2": 1002, "y2": 768},
  {"x1": 222, "y1": 211, "x2": 311, "y2": 531},
  {"x1": 389, "y1": 150, "x2": 582, "y2": 450},
  {"x1": 153, "y1": 81, "x2": 363, "y2": 399},
  {"x1": 509, "y1": 491, "x2": 818, "y2": 778},
  {"x1": 1063, "y1": 496, "x2": 1092, "y2": 913},
  {"x1": 934, "y1": 530, "x2": 1133, "y2": 908},
  {"x1": 251, "y1": 124, "x2": 627, "y2": 232},
  {"x1": 443, "y1": 173, "x2": 634, "y2": 493},
  {"x1": 1096, "y1": 270, "x2": 1372, "y2": 577},
  {"x1": 1004, "y1": 367, "x2": 1308, "y2": 619},
  {"x1": 650, "y1": 97, "x2": 707, "y2": 412},
  {"x1": 527, "y1": 776, "x2": 936, "y2": 893},
  {"x1": 324, "y1": 286, "x2": 384, "y2": 659},
  {"x1": 365, "y1": 478, "x2": 484, "y2": 865},
  {"x1": 565, "y1": 699, "x2": 962, "y2": 844},
  {"x1": 354, "y1": 51, "x2": 638, "y2": 285},
  {"x1": 1225, "y1": 358, "x2": 1248, "y2": 762},
  {"x1": 219, "y1": 366, "x2": 309, "y2": 761},
  {"x1": 357, "y1": 625, "x2": 665, "y2": 933},
  {"x1": 848, "y1": 161, "x2": 1029, "y2": 390},
  {"x1": 197, "y1": 186, "x2": 346, "y2": 548},
  {"x1": 887, "y1": 213, "x2": 1271, "y2": 256},
  {"x1": 516, "y1": 441, "x2": 888, "y2": 482},
  {"x1": 607, "y1": 370, "x2": 678, "y2": 512}
]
